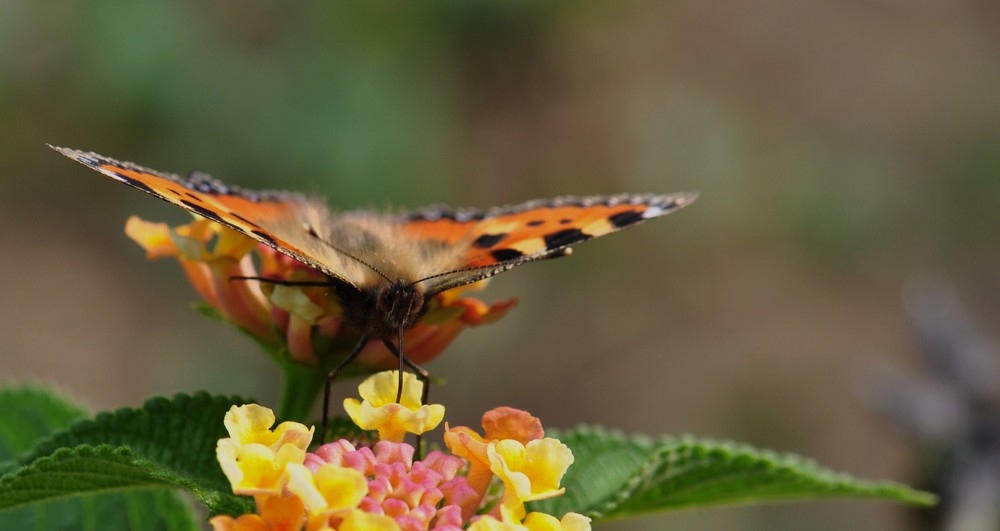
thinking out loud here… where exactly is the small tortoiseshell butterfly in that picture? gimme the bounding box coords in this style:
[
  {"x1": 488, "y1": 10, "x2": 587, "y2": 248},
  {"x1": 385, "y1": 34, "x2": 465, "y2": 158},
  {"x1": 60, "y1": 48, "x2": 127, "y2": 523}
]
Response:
[{"x1": 51, "y1": 144, "x2": 696, "y2": 408}]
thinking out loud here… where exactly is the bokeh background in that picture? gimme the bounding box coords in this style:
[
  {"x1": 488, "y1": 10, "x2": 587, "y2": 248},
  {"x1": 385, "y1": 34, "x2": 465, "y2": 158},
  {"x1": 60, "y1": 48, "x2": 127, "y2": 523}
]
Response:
[{"x1": 3, "y1": 2, "x2": 999, "y2": 529}]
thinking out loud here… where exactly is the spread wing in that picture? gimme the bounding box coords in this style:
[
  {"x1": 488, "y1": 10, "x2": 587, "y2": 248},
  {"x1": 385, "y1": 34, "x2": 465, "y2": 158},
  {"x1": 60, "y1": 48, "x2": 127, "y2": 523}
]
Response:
[
  {"x1": 53, "y1": 145, "x2": 698, "y2": 296},
  {"x1": 49, "y1": 145, "x2": 370, "y2": 287},
  {"x1": 401, "y1": 193, "x2": 698, "y2": 295}
]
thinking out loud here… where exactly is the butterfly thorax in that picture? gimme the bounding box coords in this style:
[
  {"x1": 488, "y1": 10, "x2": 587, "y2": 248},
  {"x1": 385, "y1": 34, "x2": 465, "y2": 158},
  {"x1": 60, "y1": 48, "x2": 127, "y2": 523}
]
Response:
[{"x1": 336, "y1": 280, "x2": 427, "y2": 341}]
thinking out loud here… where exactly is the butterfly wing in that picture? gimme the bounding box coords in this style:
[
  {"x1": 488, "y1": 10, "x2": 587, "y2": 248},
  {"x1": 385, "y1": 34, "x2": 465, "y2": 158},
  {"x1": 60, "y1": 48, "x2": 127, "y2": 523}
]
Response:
[
  {"x1": 54, "y1": 146, "x2": 697, "y2": 297},
  {"x1": 402, "y1": 193, "x2": 698, "y2": 295},
  {"x1": 50, "y1": 145, "x2": 366, "y2": 288}
]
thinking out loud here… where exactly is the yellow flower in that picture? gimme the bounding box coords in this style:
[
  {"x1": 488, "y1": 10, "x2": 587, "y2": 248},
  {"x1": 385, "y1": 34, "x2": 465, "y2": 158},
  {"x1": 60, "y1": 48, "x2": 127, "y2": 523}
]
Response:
[
  {"x1": 468, "y1": 512, "x2": 591, "y2": 531},
  {"x1": 285, "y1": 463, "x2": 368, "y2": 520},
  {"x1": 224, "y1": 404, "x2": 314, "y2": 452},
  {"x1": 488, "y1": 438, "x2": 574, "y2": 521},
  {"x1": 217, "y1": 439, "x2": 306, "y2": 496},
  {"x1": 468, "y1": 516, "x2": 525, "y2": 531},
  {"x1": 335, "y1": 510, "x2": 402, "y2": 531},
  {"x1": 522, "y1": 512, "x2": 592, "y2": 531},
  {"x1": 216, "y1": 404, "x2": 312, "y2": 496},
  {"x1": 213, "y1": 402, "x2": 583, "y2": 531},
  {"x1": 444, "y1": 407, "x2": 546, "y2": 519},
  {"x1": 342, "y1": 371, "x2": 445, "y2": 442}
]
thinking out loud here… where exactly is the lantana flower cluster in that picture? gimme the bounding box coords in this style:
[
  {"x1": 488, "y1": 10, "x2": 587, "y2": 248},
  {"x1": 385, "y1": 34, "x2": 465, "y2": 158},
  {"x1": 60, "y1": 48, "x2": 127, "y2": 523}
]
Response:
[
  {"x1": 212, "y1": 371, "x2": 590, "y2": 531},
  {"x1": 125, "y1": 215, "x2": 516, "y2": 368}
]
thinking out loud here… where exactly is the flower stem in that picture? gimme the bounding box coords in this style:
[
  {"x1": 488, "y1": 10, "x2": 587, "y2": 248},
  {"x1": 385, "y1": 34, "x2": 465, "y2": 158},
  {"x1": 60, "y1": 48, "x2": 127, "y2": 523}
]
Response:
[{"x1": 277, "y1": 361, "x2": 328, "y2": 422}]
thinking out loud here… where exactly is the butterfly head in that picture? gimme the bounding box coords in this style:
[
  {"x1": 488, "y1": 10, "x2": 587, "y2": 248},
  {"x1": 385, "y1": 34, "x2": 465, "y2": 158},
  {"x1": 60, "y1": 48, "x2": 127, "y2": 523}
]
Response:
[{"x1": 374, "y1": 280, "x2": 426, "y2": 336}]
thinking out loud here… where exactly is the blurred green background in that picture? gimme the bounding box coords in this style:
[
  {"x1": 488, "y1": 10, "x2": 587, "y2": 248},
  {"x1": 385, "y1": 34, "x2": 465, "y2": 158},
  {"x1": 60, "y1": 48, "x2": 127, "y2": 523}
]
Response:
[{"x1": 2, "y1": 1, "x2": 999, "y2": 529}]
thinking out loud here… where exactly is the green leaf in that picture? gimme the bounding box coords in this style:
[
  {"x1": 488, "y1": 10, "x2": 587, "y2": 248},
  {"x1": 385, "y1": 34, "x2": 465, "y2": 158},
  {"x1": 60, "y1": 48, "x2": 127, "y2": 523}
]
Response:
[
  {"x1": 0, "y1": 489, "x2": 199, "y2": 531},
  {"x1": 10, "y1": 392, "x2": 255, "y2": 516},
  {"x1": 0, "y1": 385, "x2": 89, "y2": 463},
  {"x1": 528, "y1": 427, "x2": 937, "y2": 520},
  {"x1": 3, "y1": 446, "x2": 174, "y2": 508},
  {"x1": 0, "y1": 446, "x2": 199, "y2": 530},
  {"x1": 0, "y1": 386, "x2": 204, "y2": 528}
]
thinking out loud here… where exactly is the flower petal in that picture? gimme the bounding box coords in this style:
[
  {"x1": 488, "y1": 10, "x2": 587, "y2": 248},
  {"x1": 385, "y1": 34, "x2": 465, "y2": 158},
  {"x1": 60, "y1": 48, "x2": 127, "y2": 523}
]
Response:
[
  {"x1": 468, "y1": 515, "x2": 527, "y2": 531},
  {"x1": 285, "y1": 463, "x2": 368, "y2": 518},
  {"x1": 520, "y1": 512, "x2": 593, "y2": 531},
  {"x1": 338, "y1": 509, "x2": 401, "y2": 531},
  {"x1": 125, "y1": 216, "x2": 178, "y2": 259},
  {"x1": 344, "y1": 372, "x2": 445, "y2": 442},
  {"x1": 481, "y1": 408, "x2": 544, "y2": 445},
  {"x1": 219, "y1": 442, "x2": 304, "y2": 496},
  {"x1": 488, "y1": 438, "x2": 572, "y2": 503},
  {"x1": 224, "y1": 404, "x2": 313, "y2": 451},
  {"x1": 224, "y1": 404, "x2": 277, "y2": 444},
  {"x1": 208, "y1": 513, "x2": 268, "y2": 531},
  {"x1": 358, "y1": 371, "x2": 423, "y2": 409}
]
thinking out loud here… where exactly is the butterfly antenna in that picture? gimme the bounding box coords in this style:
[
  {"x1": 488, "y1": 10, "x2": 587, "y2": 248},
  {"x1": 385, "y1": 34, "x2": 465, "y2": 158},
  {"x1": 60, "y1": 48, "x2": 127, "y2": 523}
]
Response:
[
  {"x1": 413, "y1": 264, "x2": 498, "y2": 284},
  {"x1": 408, "y1": 265, "x2": 499, "y2": 291},
  {"x1": 409, "y1": 255, "x2": 534, "y2": 287},
  {"x1": 409, "y1": 248, "x2": 573, "y2": 293},
  {"x1": 304, "y1": 223, "x2": 391, "y2": 283}
]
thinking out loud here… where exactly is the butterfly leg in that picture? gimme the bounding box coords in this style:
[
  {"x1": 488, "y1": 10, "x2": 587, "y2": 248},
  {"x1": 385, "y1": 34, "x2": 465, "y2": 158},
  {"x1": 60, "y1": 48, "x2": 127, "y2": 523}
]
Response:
[{"x1": 321, "y1": 333, "x2": 371, "y2": 443}]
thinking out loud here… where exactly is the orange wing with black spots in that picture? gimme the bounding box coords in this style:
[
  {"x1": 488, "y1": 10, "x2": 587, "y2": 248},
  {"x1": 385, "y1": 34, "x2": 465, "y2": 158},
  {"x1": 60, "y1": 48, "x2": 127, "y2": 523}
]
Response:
[
  {"x1": 48, "y1": 145, "x2": 359, "y2": 286},
  {"x1": 52, "y1": 145, "x2": 697, "y2": 296},
  {"x1": 402, "y1": 193, "x2": 698, "y2": 294}
]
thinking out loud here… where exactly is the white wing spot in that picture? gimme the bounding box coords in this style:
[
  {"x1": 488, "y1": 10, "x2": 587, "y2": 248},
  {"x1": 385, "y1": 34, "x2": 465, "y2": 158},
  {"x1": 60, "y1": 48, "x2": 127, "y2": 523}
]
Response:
[{"x1": 642, "y1": 205, "x2": 666, "y2": 218}]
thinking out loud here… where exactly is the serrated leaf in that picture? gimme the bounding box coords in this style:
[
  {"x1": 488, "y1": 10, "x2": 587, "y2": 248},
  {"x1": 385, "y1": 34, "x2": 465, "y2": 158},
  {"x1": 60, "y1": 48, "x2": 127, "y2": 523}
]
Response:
[
  {"x1": 0, "y1": 445, "x2": 203, "y2": 529},
  {"x1": 2, "y1": 446, "x2": 170, "y2": 507},
  {"x1": 1, "y1": 443, "x2": 250, "y2": 517},
  {"x1": 0, "y1": 386, "x2": 203, "y2": 528},
  {"x1": 24, "y1": 393, "x2": 240, "y2": 482},
  {"x1": 0, "y1": 488, "x2": 199, "y2": 531},
  {"x1": 528, "y1": 427, "x2": 936, "y2": 520},
  {"x1": 0, "y1": 385, "x2": 89, "y2": 462},
  {"x1": 11, "y1": 392, "x2": 255, "y2": 516}
]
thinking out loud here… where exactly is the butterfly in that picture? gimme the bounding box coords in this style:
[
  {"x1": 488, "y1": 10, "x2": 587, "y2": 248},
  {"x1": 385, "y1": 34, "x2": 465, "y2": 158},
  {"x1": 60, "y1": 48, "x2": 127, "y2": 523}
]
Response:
[{"x1": 51, "y1": 144, "x2": 697, "y2": 425}]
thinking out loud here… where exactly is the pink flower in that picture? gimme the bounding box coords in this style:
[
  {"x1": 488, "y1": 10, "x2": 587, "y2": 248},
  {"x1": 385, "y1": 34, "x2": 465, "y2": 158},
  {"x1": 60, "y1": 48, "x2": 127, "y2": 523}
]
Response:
[
  {"x1": 305, "y1": 440, "x2": 474, "y2": 531},
  {"x1": 214, "y1": 383, "x2": 586, "y2": 530}
]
